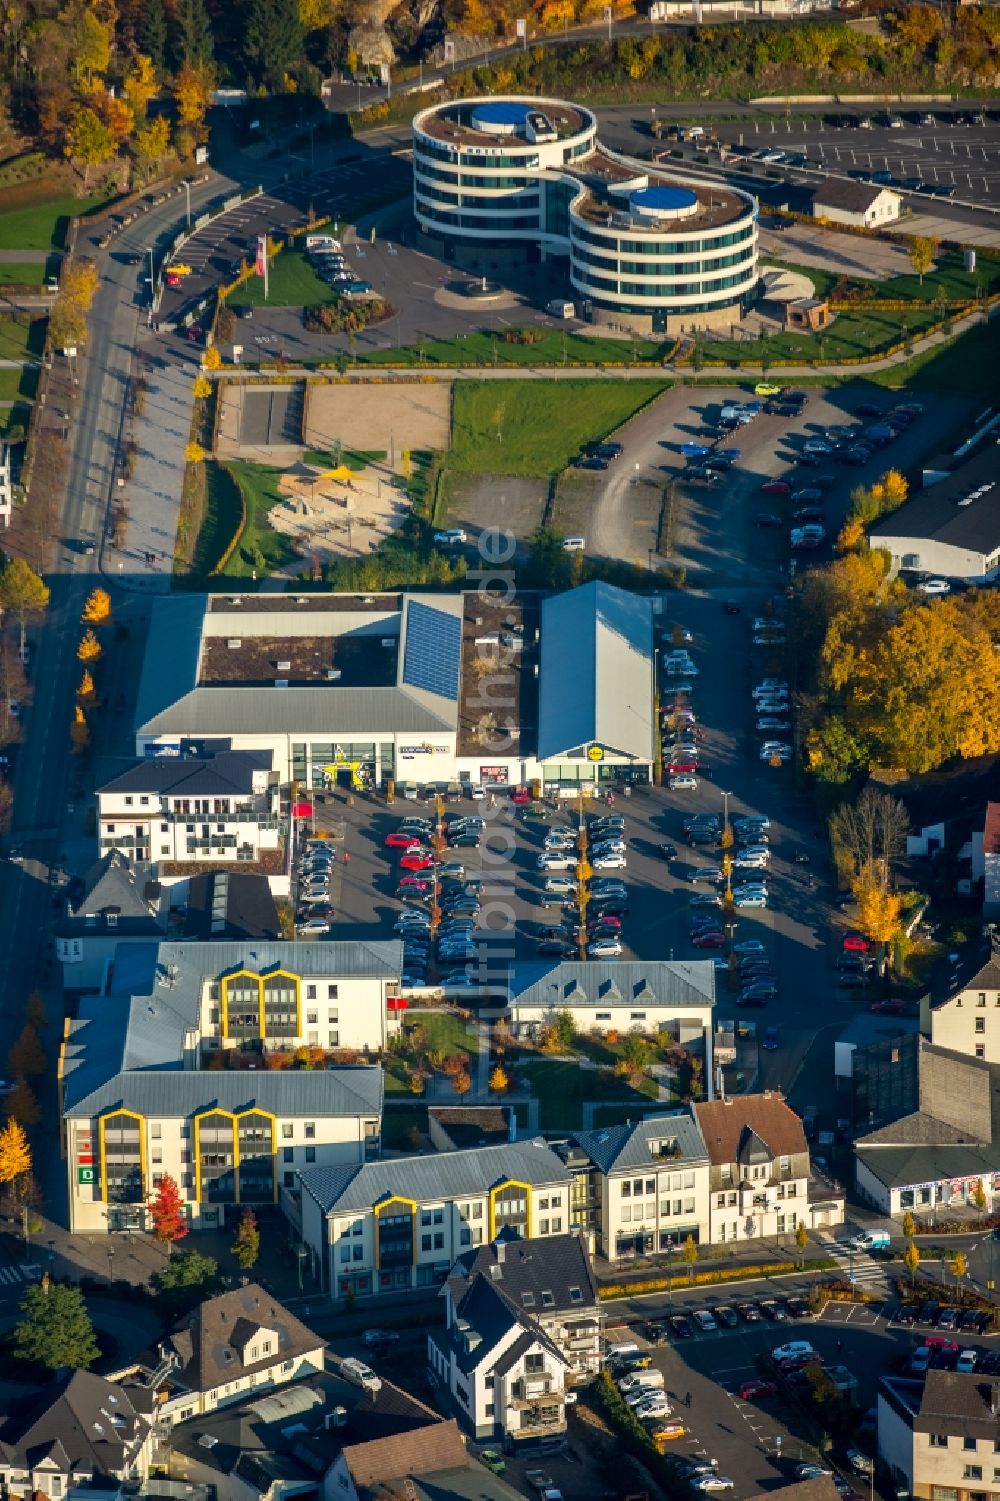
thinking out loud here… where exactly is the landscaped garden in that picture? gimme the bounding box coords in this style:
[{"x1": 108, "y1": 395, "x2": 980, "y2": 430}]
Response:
[
  {"x1": 359, "y1": 325, "x2": 673, "y2": 369},
  {"x1": 0, "y1": 176, "x2": 115, "y2": 251},
  {"x1": 227, "y1": 250, "x2": 337, "y2": 309}
]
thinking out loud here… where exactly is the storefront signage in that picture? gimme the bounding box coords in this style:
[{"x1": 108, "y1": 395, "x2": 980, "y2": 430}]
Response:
[
  {"x1": 78, "y1": 1166, "x2": 95, "y2": 1185},
  {"x1": 587, "y1": 744, "x2": 605, "y2": 762},
  {"x1": 399, "y1": 745, "x2": 449, "y2": 757},
  {"x1": 480, "y1": 766, "x2": 509, "y2": 784}
]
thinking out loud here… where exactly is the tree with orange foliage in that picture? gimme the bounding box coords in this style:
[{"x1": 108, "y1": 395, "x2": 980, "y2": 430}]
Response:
[
  {"x1": 148, "y1": 1174, "x2": 189, "y2": 1246},
  {"x1": 451, "y1": 1069, "x2": 473, "y2": 1097}
]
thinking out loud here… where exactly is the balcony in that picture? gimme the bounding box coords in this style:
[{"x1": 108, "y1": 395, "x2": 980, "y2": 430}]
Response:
[
  {"x1": 169, "y1": 809, "x2": 279, "y2": 827},
  {"x1": 508, "y1": 1402, "x2": 566, "y2": 1438}
]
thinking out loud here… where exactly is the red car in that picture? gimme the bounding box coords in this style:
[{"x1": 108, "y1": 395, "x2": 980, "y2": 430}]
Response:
[
  {"x1": 692, "y1": 930, "x2": 725, "y2": 949},
  {"x1": 590, "y1": 915, "x2": 622, "y2": 931},
  {"x1": 397, "y1": 875, "x2": 432, "y2": 891},
  {"x1": 399, "y1": 851, "x2": 433, "y2": 871},
  {"x1": 511, "y1": 786, "x2": 530, "y2": 805},
  {"x1": 761, "y1": 480, "x2": 791, "y2": 496},
  {"x1": 385, "y1": 831, "x2": 423, "y2": 849},
  {"x1": 739, "y1": 1379, "x2": 778, "y2": 1401},
  {"x1": 871, "y1": 997, "x2": 907, "y2": 1015},
  {"x1": 669, "y1": 760, "x2": 699, "y2": 775},
  {"x1": 923, "y1": 1336, "x2": 959, "y2": 1352},
  {"x1": 842, "y1": 933, "x2": 870, "y2": 953}
]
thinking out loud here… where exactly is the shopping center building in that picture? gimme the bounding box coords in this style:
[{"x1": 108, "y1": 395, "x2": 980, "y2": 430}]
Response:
[
  {"x1": 135, "y1": 581, "x2": 658, "y2": 794},
  {"x1": 412, "y1": 95, "x2": 759, "y2": 334}
]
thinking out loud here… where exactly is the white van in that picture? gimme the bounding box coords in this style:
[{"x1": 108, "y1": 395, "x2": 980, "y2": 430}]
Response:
[
  {"x1": 547, "y1": 299, "x2": 575, "y2": 318},
  {"x1": 619, "y1": 1370, "x2": 665, "y2": 1393},
  {"x1": 605, "y1": 1341, "x2": 640, "y2": 1364},
  {"x1": 306, "y1": 234, "x2": 341, "y2": 251},
  {"x1": 850, "y1": 1230, "x2": 890, "y2": 1251},
  {"x1": 562, "y1": 536, "x2": 585, "y2": 552},
  {"x1": 340, "y1": 1357, "x2": 381, "y2": 1392}
]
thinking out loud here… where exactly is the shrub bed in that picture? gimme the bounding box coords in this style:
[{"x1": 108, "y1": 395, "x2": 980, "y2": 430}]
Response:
[
  {"x1": 600, "y1": 1255, "x2": 836, "y2": 1299},
  {"x1": 303, "y1": 299, "x2": 394, "y2": 334}
]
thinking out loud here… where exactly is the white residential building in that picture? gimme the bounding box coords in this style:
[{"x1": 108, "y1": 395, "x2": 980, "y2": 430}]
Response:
[
  {"x1": 926, "y1": 937, "x2": 1000, "y2": 1064},
  {"x1": 140, "y1": 1284, "x2": 326, "y2": 1424},
  {"x1": 428, "y1": 1270, "x2": 570, "y2": 1445},
  {"x1": 60, "y1": 939, "x2": 396, "y2": 1233},
  {"x1": 96, "y1": 749, "x2": 281, "y2": 872},
  {"x1": 811, "y1": 179, "x2": 901, "y2": 227},
  {"x1": 557, "y1": 1112, "x2": 712, "y2": 1262},
  {"x1": 0, "y1": 442, "x2": 12, "y2": 528},
  {"x1": 506, "y1": 959, "x2": 715, "y2": 1049},
  {"x1": 694, "y1": 1093, "x2": 844, "y2": 1242},
  {"x1": 294, "y1": 1140, "x2": 575, "y2": 1304},
  {"x1": 878, "y1": 1369, "x2": 1000, "y2": 1500}
]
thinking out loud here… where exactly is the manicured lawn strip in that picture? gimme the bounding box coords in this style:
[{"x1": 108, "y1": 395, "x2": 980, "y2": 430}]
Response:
[
  {"x1": 0, "y1": 264, "x2": 51, "y2": 288},
  {"x1": 0, "y1": 318, "x2": 47, "y2": 362},
  {"x1": 0, "y1": 367, "x2": 39, "y2": 403},
  {"x1": 876, "y1": 249, "x2": 1000, "y2": 304},
  {"x1": 189, "y1": 460, "x2": 244, "y2": 576},
  {"x1": 402, "y1": 1012, "x2": 478, "y2": 1056},
  {"x1": 216, "y1": 460, "x2": 299, "y2": 577},
  {"x1": 864, "y1": 314, "x2": 1000, "y2": 397},
  {"x1": 519, "y1": 1059, "x2": 658, "y2": 1130},
  {"x1": 761, "y1": 258, "x2": 841, "y2": 300},
  {"x1": 382, "y1": 1104, "x2": 427, "y2": 1149},
  {"x1": 0, "y1": 181, "x2": 115, "y2": 250},
  {"x1": 358, "y1": 327, "x2": 670, "y2": 368},
  {"x1": 228, "y1": 250, "x2": 336, "y2": 308},
  {"x1": 448, "y1": 379, "x2": 669, "y2": 478},
  {"x1": 698, "y1": 307, "x2": 939, "y2": 366},
  {"x1": 304, "y1": 447, "x2": 386, "y2": 471}
]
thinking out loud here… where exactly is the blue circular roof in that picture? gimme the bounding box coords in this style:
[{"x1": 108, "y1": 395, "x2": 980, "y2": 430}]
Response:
[
  {"x1": 631, "y1": 185, "x2": 698, "y2": 212},
  {"x1": 471, "y1": 101, "x2": 532, "y2": 127}
]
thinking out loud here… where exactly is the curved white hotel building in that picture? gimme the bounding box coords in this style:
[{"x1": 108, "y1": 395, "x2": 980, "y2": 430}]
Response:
[{"x1": 412, "y1": 95, "x2": 759, "y2": 334}]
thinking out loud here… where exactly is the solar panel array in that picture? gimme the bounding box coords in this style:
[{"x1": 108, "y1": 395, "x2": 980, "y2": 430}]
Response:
[{"x1": 402, "y1": 601, "x2": 462, "y2": 700}]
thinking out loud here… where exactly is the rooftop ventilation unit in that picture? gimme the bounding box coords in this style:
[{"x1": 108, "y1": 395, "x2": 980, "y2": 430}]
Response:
[
  {"x1": 296, "y1": 597, "x2": 308, "y2": 604},
  {"x1": 276, "y1": 660, "x2": 291, "y2": 671},
  {"x1": 227, "y1": 639, "x2": 242, "y2": 649}
]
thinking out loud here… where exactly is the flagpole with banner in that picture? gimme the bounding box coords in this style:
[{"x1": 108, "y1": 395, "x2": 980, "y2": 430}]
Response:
[{"x1": 256, "y1": 233, "x2": 268, "y2": 301}]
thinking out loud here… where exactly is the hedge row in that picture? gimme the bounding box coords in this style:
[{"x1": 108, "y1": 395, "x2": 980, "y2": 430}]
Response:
[
  {"x1": 599, "y1": 1255, "x2": 837, "y2": 1299},
  {"x1": 592, "y1": 1370, "x2": 685, "y2": 1493},
  {"x1": 210, "y1": 467, "x2": 247, "y2": 576}
]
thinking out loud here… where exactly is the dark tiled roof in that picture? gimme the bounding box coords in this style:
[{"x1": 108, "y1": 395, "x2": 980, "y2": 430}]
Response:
[
  {"x1": 182, "y1": 871, "x2": 280, "y2": 941},
  {"x1": 573, "y1": 1110, "x2": 708, "y2": 1173},
  {"x1": 446, "y1": 1232, "x2": 598, "y2": 1316},
  {"x1": 694, "y1": 1093, "x2": 807, "y2": 1165},
  {"x1": 98, "y1": 750, "x2": 272, "y2": 798},
  {"x1": 812, "y1": 178, "x2": 895, "y2": 213},
  {"x1": 917, "y1": 1370, "x2": 1000, "y2": 1437},
  {"x1": 164, "y1": 1284, "x2": 323, "y2": 1395},
  {"x1": 870, "y1": 441, "x2": 1000, "y2": 559},
  {"x1": 0, "y1": 1370, "x2": 154, "y2": 1481}
]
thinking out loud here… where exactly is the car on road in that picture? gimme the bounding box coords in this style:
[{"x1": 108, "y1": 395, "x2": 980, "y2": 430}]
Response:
[
  {"x1": 479, "y1": 1451, "x2": 506, "y2": 1475},
  {"x1": 690, "y1": 1477, "x2": 734, "y2": 1492},
  {"x1": 669, "y1": 774, "x2": 698, "y2": 791},
  {"x1": 755, "y1": 382, "x2": 783, "y2": 397},
  {"x1": 385, "y1": 831, "x2": 422, "y2": 849},
  {"x1": 433, "y1": 528, "x2": 467, "y2": 546},
  {"x1": 577, "y1": 455, "x2": 610, "y2": 470}
]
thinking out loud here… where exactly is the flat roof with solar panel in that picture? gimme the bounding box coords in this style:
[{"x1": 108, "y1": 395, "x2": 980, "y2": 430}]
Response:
[{"x1": 402, "y1": 599, "x2": 462, "y2": 702}]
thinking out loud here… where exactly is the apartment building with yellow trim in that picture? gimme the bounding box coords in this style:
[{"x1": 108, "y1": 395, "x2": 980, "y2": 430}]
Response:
[
  {"x1": 61, "y1": 939, "x2": 395, "y2": 1233},
  {"x1": 294, "y1": 1141, "x2": 574, "y2": 1303}
]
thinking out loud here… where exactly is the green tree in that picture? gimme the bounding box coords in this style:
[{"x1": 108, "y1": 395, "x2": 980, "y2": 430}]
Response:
[
  {"x1": 231, "y1": 1208, "x2": 260, "y2": 1270},
  {"x1": 903, "y1": 1240, "x2": 920, "y2": 1289},
  {"x1": 553, "y1": 1009, "x2": 576, "y2": 1051},
  {"x1": 64, "y1": 105, "x2": 116, "y2": 187},
  {"x1": 151, "y1": 1248, "x2": 220, "y2": 1317},
  {"x1": 138, "y1": 0, "x2": 168, "y2": 73},
  {"x1": 794, "y1": 1222, "x2": 809, "y2": 1267},
  {"x1": 13, "y1": 1281, "x2": 99, "y2": 1370},
  {"x1": 244, "y1": 0, "x2": 304, "y2": 87},
  {"x1": 682, "y1": 1233, "x2": 698, "y2": 1283},
  {"x1": 171, "y1": 0, "x2": 215, "y2": 70}
]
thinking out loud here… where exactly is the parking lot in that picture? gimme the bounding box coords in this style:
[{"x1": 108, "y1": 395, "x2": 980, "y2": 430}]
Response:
[{"x1": 601, "y1": 1278, "x2": 999, "y2": 1501}]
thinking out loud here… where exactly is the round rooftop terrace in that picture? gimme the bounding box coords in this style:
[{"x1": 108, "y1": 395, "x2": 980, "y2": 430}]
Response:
[
  {"x1": 629, "y1": 185, "x2": 700, "y2": 223},
  {"x1": 469, "y1": 100, "x2": 533, "y2": 136}
]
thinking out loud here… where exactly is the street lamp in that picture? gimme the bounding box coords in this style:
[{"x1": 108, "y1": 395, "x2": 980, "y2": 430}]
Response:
[
  {"x1": 183, "y1": 179, "x2": 192, "y2": 229},
  {"x1": 107, "y1": 1244, "x2": 115, "y2": 1285}
]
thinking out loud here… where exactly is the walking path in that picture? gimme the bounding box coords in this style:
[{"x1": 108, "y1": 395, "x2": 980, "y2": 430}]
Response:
[
  {"x1": 112, "y1": 352, "x2": 194, "y2": 592},
  {"x1": 0, "y1": 250, "x2": 51, "y2": 263}
]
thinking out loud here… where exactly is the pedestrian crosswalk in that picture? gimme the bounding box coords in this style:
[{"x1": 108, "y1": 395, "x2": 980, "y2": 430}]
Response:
[
  {"x1": 0, "y1": 1263, "x2": 38, "y2": 1286},
  {"x1": 819, "y1": 1232, "x2": 887, "y2": 1287}
]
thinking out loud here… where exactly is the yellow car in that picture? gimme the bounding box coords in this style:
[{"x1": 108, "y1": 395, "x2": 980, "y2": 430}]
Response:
[
  {"x1": 650, "y1": 1422, "x2": 687, "y2": 1445},
  {"x1": 754, "y1": 381, "x2": 783, "y2": 397}
]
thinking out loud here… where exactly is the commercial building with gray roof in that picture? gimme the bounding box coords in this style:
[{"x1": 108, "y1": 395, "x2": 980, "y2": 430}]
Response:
[
  {"x1": 870, "y1": 440, "x2": 1000, "y2": 581},
  {"x1": 507, "y1": 958, "x2": 715, "y2": 1049},
  {"x1": 61, "y1": 937, "x2": 399, "y2": 1237},
  {"x1": 294, "y1": 1140, "x2": 574, "y2": 1304}
]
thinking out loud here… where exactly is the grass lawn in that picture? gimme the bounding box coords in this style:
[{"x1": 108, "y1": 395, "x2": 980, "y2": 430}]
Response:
[
  {"x1": 0, "y1": 367, "x2": 39, "y2": 403},
  {"x1": 698, "y1": 306, "x2": 939, "y2": 367},
  {"x1": 402, "y1": 1012, "x2": 478, "y2": 1056},
  {"x1": 519, "y1": 1059, "x2": 659, "y2": 1131},
  {"x1": 304, "y1": 447, "x2": 386, "y2": 471},
  {"x1": 449, "y1": 379, "x2": 669, "y2": 478},
  {"x1": 0, "y1": 179, "x2": 115, "y2": 251},
  {"x1": 865, "y1": 313, "x2": 999, "y2": 397},
  {"x1": 228, "y1": 250, "x2": 335, "y2": 309},
  {"x1": 216, "y1": 460, "x2": 299, "y2": 578},
  {"x1": 189, "y1": 460, "x2": 244, "y2": 576},
  {"x1": 0, "y1": 264, "x2": 53, "y2": 288},
  {"x1": 0, "y1": 318, "x2": 47, "y2": 363},
  {"x1": 0, "y1": 404, "x2": 31, "y2": 438},
  {"x1": 876, "y1": 249, "x2": 1000, "y2": 304},
  {"x1": 359, "y1": 326, "x2": 671, "y2": 369},
  {"x1": 761, "y1": 258, "x2": 840, "y2": 301}
]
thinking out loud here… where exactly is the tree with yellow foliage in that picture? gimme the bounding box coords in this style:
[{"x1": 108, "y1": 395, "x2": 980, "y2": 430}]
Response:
[
  {"x1": 124, "y1": 53, "x2": 158, "y2": 119},
  {"x1": 102, "y1": 93, "x2": 135, "y2": 145},
  {"x1": 70, "y1": 705, "x2": 91, "y2": 753},
  {"x1": 61, "y1": 260, "x2": 99, "y2": 312},
  {"x1": 0, "y1": 1117, "x2": 31, "y2": 1186},
  {"x1": 836, "y1": 517, "x2": 865, "y2": 554},
  {"x1": 78, "y1": 669, "x2": 96, "y2": 704},
  {"x1": 192, "y1": 375, "x2": 212, "y2": 400},
  {"x1": 77, "y1": 629, "x2": 102, "y2": 663},
  {"x1": 64, "y1": 104, "x2": 116, "y2": 186},
  {"x1": 134, "y1": 116, "x2": 171, "y2": 166},
  {"x1": 81, "y1": 586, "x2": 111, "y2": 625},
  {"x1": 202, "y1": 345, "x2": 222, "y2": 371},
  {"x1": 185, "y1": 441, "x2": 206, "y2": 464},
  {"x1": 851, "y1": 864, "x2": 903, "y2": 945},
  {"x1": 908, "y1": 235, "x2": 939, "y2": 285},
  {"x1": 488, "y1": 1064, "x2": 510, "y2": 1094}
]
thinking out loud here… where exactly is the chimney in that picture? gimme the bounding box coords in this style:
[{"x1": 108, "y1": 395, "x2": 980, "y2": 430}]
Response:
[
  {"x1": 992, "y1": 1384, "x2": 1000, "y2": 1419},
  {"x1": 496, "y1": 1240, "x2": 506, "y2": 1264}
]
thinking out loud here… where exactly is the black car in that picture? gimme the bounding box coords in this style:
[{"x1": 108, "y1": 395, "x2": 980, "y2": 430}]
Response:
[
  {"x1": 577, "y1": 455, "x2": 610, "y2": 471},
  {"x1": 645, "y1": 1320, "x2": 668, "y2": 1344},
  {"x1": 687, "y1": 829, "x2": 718, "y2": 847},
  {"x1": 917, "y1": 1301, "x2": 940, "y2": 1326},
  {"x1": 659, "y1": 843, "x2": 678, "y2": 859},
  {"x1": 449, "y1": 833, "x2": 481, "y2": 848},
  {"x1": 594, "y1": 441, "x2": 624, "y2": 460},
  {"x1": 936, "y1": 1307, "x2": 960, "y2": 1331},
  {"x1": 670, "y1": 1315, "x2": 695, "y2": 1339},
  {"x1": 755, "y1": 513, "x2": 783, "y2": 528},
  {"x1": 786, "y1": 1297, "x2": 811, "y2": 1320},
  {"x1": 961, "y1": 1309, "x2": 988, "y2": 1334},
  {"x1": 838, "y1": 972, "x2": 867, "y2": 990},
  {"x1": 736, "y1": 1301, "x2": 762, "y2": 1322},
  {"x1": 760, "y1": 1298, "x2": 788, "y2": 1322},
  {"x1": 712, "y1": 1305, "x2": 740, "y2": 1329},
  {"x1": 894, "y1": 1303, "x2": 920, "y2": 1327},
  {"x1": 537, "y1": 940, "x2": 575, "y2": 957}
]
